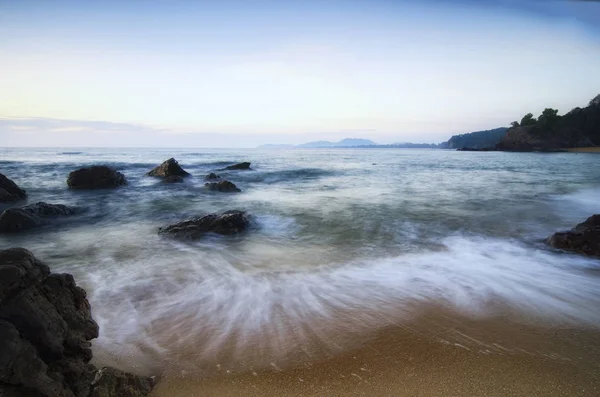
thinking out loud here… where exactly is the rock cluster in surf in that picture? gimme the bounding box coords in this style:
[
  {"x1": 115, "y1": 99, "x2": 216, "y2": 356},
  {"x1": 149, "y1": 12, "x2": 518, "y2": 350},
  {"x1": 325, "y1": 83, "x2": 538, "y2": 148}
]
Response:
[
  {"x1": 220, "y1": 161, "x2": 252, "y2": 171},
  {"x1": 159, "y1": 210, "x2": 250, "y2": 240},
  {"x1": 546, "y1": 214, "x2": 600, "y2": 258},
  {"x1": 0, "y1": 202, "x2": 75, "y2": 233},
  {"x1": 0, "y1": 172, "x2": 27, "y2": 203},
  {"x1": 204, "y1": 180, "x2": 241, "y2": 193},
  {"x1": 146, "y1": 157, "x2": 190, "y2": 178},
  {"x1": 67, "y1": 166, "x2": 127, "y2": 190},
  {"x1": 0, "y1": 248, "x2": 154, "y2": 397}
]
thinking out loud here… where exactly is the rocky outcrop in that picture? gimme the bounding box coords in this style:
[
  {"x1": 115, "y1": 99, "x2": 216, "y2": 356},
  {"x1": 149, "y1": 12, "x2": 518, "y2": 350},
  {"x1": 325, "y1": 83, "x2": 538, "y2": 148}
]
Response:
[
  {"x1": 0, "y1": 248, "x2": 154, "y2": 397},
  {"x1": 67, "y1": 167, "x2": 126, "y2": 190},
  {"x1": 204, "y1": 173, "x2": 221, "y2": 181},
  {"x1": 159, "y1": 210, "x2": 250, "y2": 239},
  {"x1": 163, "y1": 175, "x2": 184, "y2": 184},
  {"x1": 0, "y1": 202, "x2": 75, "y2": 233},
  {"x1": 221, "y1": 162, "x2": 251, "y2": 171},
  {"x1": 146, "y1": 158, "x2": 190, "y2": 178},
  {"x1": 497, "y1": 94, "x2": 600, "y2": 152},
  {"x1": 204, "y1": 180, "x2": 241, "y2": 193},
  {"x1": 0, "y1": 247, "x2": 99, "y2": 396},
  {"x1": 0, "y1": 173, "x2": 27, "y2": 203},
  {"x1": 547, "y1": 215, "x2": 600, "y2": 257}
]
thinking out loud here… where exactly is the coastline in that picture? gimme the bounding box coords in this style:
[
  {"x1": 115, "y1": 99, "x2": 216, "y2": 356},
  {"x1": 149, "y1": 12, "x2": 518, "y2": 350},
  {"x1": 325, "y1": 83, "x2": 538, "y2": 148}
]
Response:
[{"x1": 151, "y1": 307, "x2": 600, "y2": 397}]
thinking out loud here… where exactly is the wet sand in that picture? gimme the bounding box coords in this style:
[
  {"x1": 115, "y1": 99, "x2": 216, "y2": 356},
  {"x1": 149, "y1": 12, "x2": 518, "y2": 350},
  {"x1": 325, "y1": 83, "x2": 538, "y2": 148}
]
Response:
[{"x1": 150, "y1": 308, "x2": 600, "y2": 397}]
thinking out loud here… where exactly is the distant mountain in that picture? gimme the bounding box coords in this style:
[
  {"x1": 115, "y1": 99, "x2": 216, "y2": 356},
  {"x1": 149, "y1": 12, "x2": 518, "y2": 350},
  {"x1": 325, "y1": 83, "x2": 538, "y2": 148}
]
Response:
[
  {"x1": 440, "y1": 128, "x2": 508, "y2": 149},
  {"x1": 297, "y1": 138, "x2": 377, "y2": 148}
]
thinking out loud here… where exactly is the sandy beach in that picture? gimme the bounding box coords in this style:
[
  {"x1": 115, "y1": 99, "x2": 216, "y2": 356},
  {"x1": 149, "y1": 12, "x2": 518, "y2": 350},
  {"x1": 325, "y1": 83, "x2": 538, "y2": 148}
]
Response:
[{"x1": 151, "y1": 307, "x2": 600, "y2": 397}]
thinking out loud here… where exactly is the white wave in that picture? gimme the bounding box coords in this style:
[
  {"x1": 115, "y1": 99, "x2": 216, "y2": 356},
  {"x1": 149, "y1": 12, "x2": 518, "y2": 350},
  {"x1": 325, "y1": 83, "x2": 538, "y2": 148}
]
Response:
[{"x1": 86, "y1": 235, "x2": 600, "y2": 375}]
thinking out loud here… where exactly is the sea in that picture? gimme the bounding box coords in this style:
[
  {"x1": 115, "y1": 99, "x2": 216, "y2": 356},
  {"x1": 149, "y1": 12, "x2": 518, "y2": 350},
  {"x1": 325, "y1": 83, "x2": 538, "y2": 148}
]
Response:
[{"x1": 1, "y1": 147, "x2": 599, "y2": 376}]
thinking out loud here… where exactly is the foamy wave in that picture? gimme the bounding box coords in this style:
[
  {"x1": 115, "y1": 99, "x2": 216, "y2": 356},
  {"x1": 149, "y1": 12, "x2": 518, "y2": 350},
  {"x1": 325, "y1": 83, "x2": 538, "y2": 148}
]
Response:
[{"x1": 87, "y1": 236, "x2": 600, "y2": 375}]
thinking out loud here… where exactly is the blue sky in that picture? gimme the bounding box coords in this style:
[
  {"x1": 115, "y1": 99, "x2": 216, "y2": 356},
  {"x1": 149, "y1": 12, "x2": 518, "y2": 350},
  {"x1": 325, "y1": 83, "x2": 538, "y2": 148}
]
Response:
[{"x1": 1, "y1": 0, "x2": 599, "y2": 147}]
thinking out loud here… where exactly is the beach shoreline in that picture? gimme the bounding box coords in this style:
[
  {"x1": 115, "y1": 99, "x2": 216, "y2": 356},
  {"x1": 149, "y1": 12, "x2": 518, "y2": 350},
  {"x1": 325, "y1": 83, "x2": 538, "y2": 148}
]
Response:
[{"x1": 151, "y1": 308, "x2": 600, "y2": 396}]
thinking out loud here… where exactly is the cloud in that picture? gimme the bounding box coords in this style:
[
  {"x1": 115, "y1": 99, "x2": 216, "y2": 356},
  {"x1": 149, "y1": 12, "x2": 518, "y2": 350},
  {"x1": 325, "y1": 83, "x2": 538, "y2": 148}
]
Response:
[{"x1": 0, "y1": 117, "x2": 398, "y2": 147}]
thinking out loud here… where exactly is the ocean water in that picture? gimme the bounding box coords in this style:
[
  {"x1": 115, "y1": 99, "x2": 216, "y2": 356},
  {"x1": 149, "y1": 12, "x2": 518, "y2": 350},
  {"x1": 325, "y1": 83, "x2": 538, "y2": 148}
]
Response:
[{"x1": 1, "y1": 148, "x2": 600, "y2": 375}]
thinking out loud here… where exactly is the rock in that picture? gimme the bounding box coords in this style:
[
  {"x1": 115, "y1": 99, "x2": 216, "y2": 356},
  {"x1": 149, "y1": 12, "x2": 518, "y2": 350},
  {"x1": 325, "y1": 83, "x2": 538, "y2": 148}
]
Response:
[
  {"x1": 546, "y1": 215, "x2": 600, "y2": 257},
  {"x1": 204, "y1": 180, "x2": 241, "y2": 193},
  {"x1": 159, "y1": 210, "x2": 250, "y2": 239},
  {"x1": 89, "y1": 367, "x2": 154, "y2": 397},
  {"x1": 67, "y1": 166, "x2": 126, "y2": 190},
  {"x1": 0, "y1": 173, "x2": 27, "y2": 203},
  {"x1": 147, "y1": 158, "x2": 190, "y2": 178},
  {"x1": 221, "y1": 162, "x2": 251, "y2": 171},
  {"x1": 163, "y1": 175, "x2": 184, "y2": 184},
  {"x1": 0, "y1": 248, "x2": 155, "y2": 397},
  {"x1": 0, "y1": 202, "x2": 75, "y2": 233},
  {"x1": 0, "y1": 247, "x2": 98, "y2": 396},
  {"x1": 204, "y1": 172, "x2": 221, "y2": 181}
]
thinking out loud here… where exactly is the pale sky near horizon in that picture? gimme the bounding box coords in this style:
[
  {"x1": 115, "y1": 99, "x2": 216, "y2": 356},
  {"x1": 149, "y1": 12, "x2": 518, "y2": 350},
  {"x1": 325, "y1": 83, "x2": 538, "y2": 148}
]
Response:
[{"x1": 1, "y1": 0, "x2": 600, "y2": 147}]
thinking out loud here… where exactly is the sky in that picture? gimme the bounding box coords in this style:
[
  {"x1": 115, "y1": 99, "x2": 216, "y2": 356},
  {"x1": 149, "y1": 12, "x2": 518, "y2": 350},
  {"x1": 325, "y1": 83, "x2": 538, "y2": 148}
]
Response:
[{"x1": 1, "y1": 0, "x2": 600, "y2": 147}]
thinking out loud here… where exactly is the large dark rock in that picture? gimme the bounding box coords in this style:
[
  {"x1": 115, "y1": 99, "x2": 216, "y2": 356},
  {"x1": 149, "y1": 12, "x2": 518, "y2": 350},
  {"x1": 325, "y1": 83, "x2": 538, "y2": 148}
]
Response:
[
  {"x1": 147, "y1": 158, "x2": 190, "y2": 178},
  {"x1": 547, "y1": 215, "x2": 600, "y2": 257},
  {"x1": 204, "y1": 180, "x2": 241, "y2": 193},
  {"x1": 67, "y1": 167, "x2": 126, "y2": 190},
  {"x1": 204, "y1": 172, "x2": 221, "y2": 181},
  {"x1": 0, "y1": 202, "x2": 75, "y2": 233},
  {"x1": 220, "y1": 162, "x2": 251, "y2": 171},
  {"x1": 159, "y1": 210, "x2": 250, "y2": 239},
  {"x1": 0, "y1": 173, "x2": 27, "y2": 203},
  {"x1": 0, "y1": 248, "x2": 98, "y2": 396},
  {"x1": 0, "y1": 248, "x2": 154, "y2": 397}
]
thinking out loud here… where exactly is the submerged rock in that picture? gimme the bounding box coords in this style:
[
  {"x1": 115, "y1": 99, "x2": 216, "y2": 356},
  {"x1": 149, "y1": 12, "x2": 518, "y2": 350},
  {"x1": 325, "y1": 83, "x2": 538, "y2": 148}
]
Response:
[
  {"x1": 546, "y1": 215, "x2": 600, "y2": 257},
  {"x1": 0, "y1": 173, "x2": 27, "y2": 203},
  {"x1": 159, "y1": 210, "x2": 250, "y2": 239},
  {"x1": 0, "y1": 248, "x2": 154, "y2": 397},
  {"x1": 204, "y1": 180, "x2": 241, "y2": 193},
  {"x1": 163, "y1": 175, "x2": 184, "y2": 184},
  {"x1": 147, "y1": 158, "x2": 190, "y2": 178},
  {"x1": 221, "y1": 162, "x2": 251, "y2": 171},
  {"x1": 67, "y1": 166, "x2": 126, "y2": 190},
  {"x1": 0, "y1": 202, "x2": 75, "y2": 233},
  {"x1": 204, "y1": 172, "x2": 221, "y2": 181}
]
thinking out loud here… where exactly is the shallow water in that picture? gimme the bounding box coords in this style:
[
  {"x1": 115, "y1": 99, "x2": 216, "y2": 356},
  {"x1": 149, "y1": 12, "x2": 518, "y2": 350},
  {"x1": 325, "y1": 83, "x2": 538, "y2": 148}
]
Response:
[{"x1": 1, "y1": 148, "x2": 599, "y2": 375}]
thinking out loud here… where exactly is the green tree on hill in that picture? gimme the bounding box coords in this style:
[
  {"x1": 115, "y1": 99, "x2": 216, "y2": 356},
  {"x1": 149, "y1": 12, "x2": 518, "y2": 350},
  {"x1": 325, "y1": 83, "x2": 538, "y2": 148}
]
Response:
[
  {"x1": 520, "y1": 113, "x2": 537, "y2": 126},
  {"x1": 538, "y1": 108, "x2": 560, "y2": 127}
]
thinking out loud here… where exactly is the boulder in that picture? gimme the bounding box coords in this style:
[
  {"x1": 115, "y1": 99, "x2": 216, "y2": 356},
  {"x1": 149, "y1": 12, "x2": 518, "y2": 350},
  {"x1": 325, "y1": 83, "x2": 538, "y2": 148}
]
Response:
[
  {"x1": 0, "y1": 202, "x2": 75, "y2": 233},
  {"x1": 204, "y1": 180, "x2": 241, "y2": 193},
  {"x1": 204, "y1": 172, "x2": 221, "y2": 181},
  {"x1": 220, "y1": 162, "x2": 251, "y2": 171},
  {"x1": 67, "y1": 167, "x2": 126, "y2": 190},
  {"x1": 547, "y1": 215, "x2": 600, "y2": 257},
  {"x1": 0, "y1": 248, "x2": 154, "y2": 397},
  {"x1": 146, "y1": 158, "x2": 190, "y2": 178},
  {"x1": 159, "y1": 210, "x2": 250, "y2": 239},
  {"x1": 163, "y1": 175, "x2": 184, "y2": 184},
  {"x1": 0, "y1": 173, "x2": 27, "y2": 203}
]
